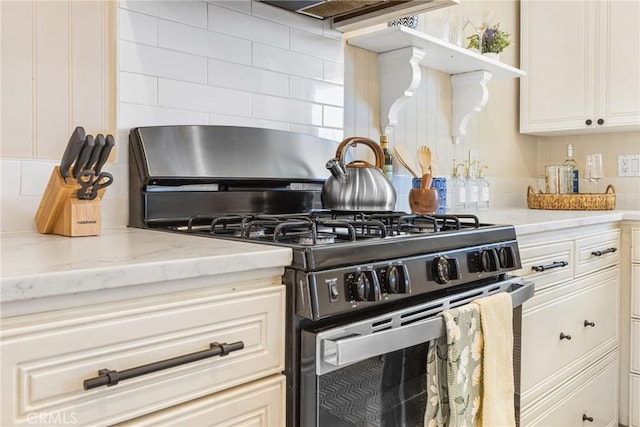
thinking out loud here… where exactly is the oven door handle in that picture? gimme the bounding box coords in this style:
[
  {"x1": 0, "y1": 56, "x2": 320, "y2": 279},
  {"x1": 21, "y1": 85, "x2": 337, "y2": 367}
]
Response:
[{"x1": 320, "y1": 279, "x2": 534, "y2": 371}]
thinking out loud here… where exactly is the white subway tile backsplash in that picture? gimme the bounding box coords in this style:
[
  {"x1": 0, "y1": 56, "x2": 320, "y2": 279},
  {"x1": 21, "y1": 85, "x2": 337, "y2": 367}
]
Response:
[
  {"x1": 207, "y1": 1, "x2": 251, "y2": 14},
  {"x1": 290, "y1": 76, "x2": 343, "y2": 107},
  {"x1": 323, "y1": 60, "x2": 344, "y2": 85},
  {"x1": 253, "y1": 94, "x2": 323, "y2": 126},
  {"x1": 119, "y1": 72, "x2": 158, "y2": 105},
  {"x1": 1, "y1": 160, "x2": 21, "y2": 197},
  {"x1": 209, "y1": 113, "x2": 290, "y2": 131},
  {"x1": 289, "y1": 124, "x2": 343, "y2": 142},
  {"x1": 119, "y1": 103, "x2": 209, "y2": 129},
  {"x1": 119, "y1": 40, "x2": 207, "y2": 83},
  {"x1": 21, "y1": 160, "x2": 58, "y2": 196},
  {"x1": 120, "y1": 0, "x2": 207, "y2": 28},
  {"x1": 118, "y1": 8, "x2": 158, "y2": 46},
  {"x1": 208, "y1": 59, "x2": 289, "y2": 97},
  {"x1": 253, "y1": 43, "x2": 323, "y2": 80},
  {"x1": 208, "y1": 4, "x2": 289, "y2": 49},
  {"x1": 323, "y1": 105, "x2": 344, "y2": 128},
  {"x1": 158, "y1": 20, "x2": 251, "y2": 64},
  {"x1": 251, "y1": 1, "x2": 323, "y2": 36},
  {"x1": 1, "y1": 196, "x2": 40, "y2": 232},
  {"x1": 290, "y1": 28, "x2": 343, "y2": 63},
  {"x1": 159, "y1": 78, "x2": 251, "y2": 116},
  {"x1": 322, "y1": 20, "x2": 343, "y2": 41}
]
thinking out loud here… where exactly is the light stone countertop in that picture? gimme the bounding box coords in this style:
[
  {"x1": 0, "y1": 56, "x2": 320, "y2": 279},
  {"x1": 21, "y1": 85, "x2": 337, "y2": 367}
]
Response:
[
  {"x1": 467, "y1": 209, "x2": 637, "y2": 236},
  {"x1": 1, "y1": 209, "x2": 637, "y2": 307},
  {"x1": 1, "y1": 227, "x2": 292, "y2": 305}
]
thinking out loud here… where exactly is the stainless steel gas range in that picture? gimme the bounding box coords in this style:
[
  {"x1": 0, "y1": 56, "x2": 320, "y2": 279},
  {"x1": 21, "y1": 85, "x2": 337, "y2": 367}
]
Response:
[{"x1": 129, "y1": 125, "x2": 534, "y2": 427}]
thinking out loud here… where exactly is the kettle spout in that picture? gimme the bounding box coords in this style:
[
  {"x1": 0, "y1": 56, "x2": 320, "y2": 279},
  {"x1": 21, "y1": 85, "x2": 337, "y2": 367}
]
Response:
[{"x1": 326, "y1": 158, "x2": 346, "y2": 181}]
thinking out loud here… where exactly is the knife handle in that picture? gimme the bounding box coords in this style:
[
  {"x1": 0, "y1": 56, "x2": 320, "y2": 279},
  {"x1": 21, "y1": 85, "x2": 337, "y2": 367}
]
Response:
[
  {"x1": 87, "y1": 134, "x2": 106, "y2": 171},
  {"x1": 73, "y1": 135, "x2": 95, "y2": 179},
  {"x1": 60, "y1": 127, "x2": 86, "y2": 179},
  {"x1": 94, "y1": 134, "x2": 115, "y2": 175}
]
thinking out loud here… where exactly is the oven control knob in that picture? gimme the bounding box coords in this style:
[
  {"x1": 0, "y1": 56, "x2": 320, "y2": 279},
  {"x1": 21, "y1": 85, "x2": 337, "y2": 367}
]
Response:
[
  {"x1": 352, "y1": 271, "x2": 381, "y2": 302},
  {"x1": 480, "y1": 249, "x2": 499, "y2": 272},
  {"x1": 385, "y1": 264, "x2": 410, "y2": 294},
  {"x1": 498, "y1": 247, "x2": 516, "y2": 269},
  {"x1": 433, "y1": 256, "x2": 451, "y2": 284}
]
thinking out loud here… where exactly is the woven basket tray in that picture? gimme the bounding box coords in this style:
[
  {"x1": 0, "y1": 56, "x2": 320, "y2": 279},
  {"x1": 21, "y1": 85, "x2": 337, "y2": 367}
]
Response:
[{"x1": 527, "y1": 185, "x2": 616, "y2": 210}]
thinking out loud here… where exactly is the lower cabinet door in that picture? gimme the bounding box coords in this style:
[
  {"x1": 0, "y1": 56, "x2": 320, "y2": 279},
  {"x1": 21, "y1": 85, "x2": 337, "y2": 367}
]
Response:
[
  {"x1": 523, "y1": 353, "x2": 617, "y2": 426},
  {"x1": 115, "y1": 375, "x2": 285, "y2": 427},
  {"x1": 632, "y1": 374, "x2": 640, "y2": 427}
]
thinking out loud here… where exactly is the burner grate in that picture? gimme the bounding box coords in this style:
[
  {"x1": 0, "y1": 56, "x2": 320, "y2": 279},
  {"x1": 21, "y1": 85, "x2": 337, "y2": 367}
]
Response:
[{"x1": 174, "y1": 212, "x2": 482, "y2": 246}]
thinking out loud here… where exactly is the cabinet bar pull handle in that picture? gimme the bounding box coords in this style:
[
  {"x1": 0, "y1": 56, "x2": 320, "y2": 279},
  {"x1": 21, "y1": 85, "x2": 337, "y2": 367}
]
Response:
[
  {"x1": 583, "y1": 414, "x2": 594, "y2": 422},
  {"x1": 532, "y1": 261, "x2": 568, "y2": 272},
  {"x1": 584, "y1": 320, "x2": 595, "y2": 327},
  {"x1": 83, "y1": 341, "x2": 244, "y2": 390},
  {"x1": 591, "y1": 247, "x2": 617, "y2": 256},
  {"x1": 559, "y1": 332, "x2": 572, "y2": 340}
]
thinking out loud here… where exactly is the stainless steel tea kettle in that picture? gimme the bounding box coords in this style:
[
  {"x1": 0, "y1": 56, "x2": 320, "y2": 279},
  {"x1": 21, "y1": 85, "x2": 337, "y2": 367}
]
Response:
[{"x1": 321, "y1": 136, "x2": 397, "y2": 211}]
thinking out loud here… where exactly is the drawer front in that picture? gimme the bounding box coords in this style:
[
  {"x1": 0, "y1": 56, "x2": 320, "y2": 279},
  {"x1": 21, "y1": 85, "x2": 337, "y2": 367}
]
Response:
[
  {"x1": 0, "y1": 286, "x2": 285, "y2": 426},
  {"x1": 521, "y1": 269, "x2": 618, "y2": 401},
  {"x1": 632, "y1": 374, "x2": 640, "y2": 427},
  {"x1": 515, "y1": 240, "x2": 573, "y2": 292},
  {"x1": 633, "y1": 264, "x2": 640, "y2": 318},
  {"x1": 526, "y1": 355, "x2": 617, "y2": 426},
  {"x1": 633, "y1": 320, "x2": 640, "y2": 373},
  {"x1": 574, "y1": 230, "x2": 620, "y2": 277},
  {"x1": 633, "y1": 228, "x2": 640, "y2": 263},
  {"x1": 115, "y1": 375, "x2": 285, "y2": 427}
]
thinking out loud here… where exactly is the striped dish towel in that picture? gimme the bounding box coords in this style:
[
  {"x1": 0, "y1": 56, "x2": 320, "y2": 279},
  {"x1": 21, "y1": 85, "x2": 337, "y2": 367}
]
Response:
[{"x1": 424, "y1": 303, "x2": 483, "y2": 427}]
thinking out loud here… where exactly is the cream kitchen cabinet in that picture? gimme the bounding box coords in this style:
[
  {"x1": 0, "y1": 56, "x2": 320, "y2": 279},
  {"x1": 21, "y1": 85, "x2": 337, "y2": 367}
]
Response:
[
  {"x1": 516, "y1": 223, "x2": 620, "y2": 425},
  {"x1": 629, "y1": 226, "x2": 640, "y2": 426},
  {"x1": 520, "y1": 0, "x2": 640, "y2": 135},
  {"x1": 0, "y1": 282, "x2": 285, "y2": 426}
]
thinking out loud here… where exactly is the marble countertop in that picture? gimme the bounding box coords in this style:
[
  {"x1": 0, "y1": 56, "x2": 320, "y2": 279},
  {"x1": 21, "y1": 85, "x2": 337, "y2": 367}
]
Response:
[
  {"x1": 1, "y1": 227, "x2": 292, "y2": 304},
  {"x1": 467, "y1": 209, "x2": 637, "y2": 235},
  {"x1": 2, "y1": 209, "x2": 637, "y2": 307}
]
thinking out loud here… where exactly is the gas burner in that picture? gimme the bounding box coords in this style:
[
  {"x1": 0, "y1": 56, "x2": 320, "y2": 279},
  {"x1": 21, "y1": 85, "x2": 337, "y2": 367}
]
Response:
[{"x1": 296, "y1": 233, "x2": 336, "y2": 246}]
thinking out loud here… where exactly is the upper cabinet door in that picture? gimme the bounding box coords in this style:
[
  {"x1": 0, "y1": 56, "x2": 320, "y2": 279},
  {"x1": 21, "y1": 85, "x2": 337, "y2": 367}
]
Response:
[
  {"x1": 520, "y1": 0, "x2": 640, "y2": 136},
  {"x1": 597, "y1": 0, "x2": 640, "y2": 128}
]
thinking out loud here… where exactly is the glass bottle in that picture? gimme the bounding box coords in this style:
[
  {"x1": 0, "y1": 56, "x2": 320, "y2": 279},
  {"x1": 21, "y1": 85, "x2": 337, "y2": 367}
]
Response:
[
  {"x1": 380, "y1": 135, "x2": 393, "y2": 181},
  {"x1": 464, "y1": 161, "x2": 478, "y2": 212},
  {"x1": 477, "y1": 165, "x2": 490, "y2": 210},
  {"x1": 446, "y1": 160, "x2": 466, "y2": 212},
  {"x1": 563, "y1": 144, "x2": 579, "y2": 193}
]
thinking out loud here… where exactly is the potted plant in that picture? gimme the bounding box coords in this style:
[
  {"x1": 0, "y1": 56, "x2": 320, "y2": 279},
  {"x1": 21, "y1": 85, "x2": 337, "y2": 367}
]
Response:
[{"x1": 467, "y1": 23, "x2": 511, "y2": 60}]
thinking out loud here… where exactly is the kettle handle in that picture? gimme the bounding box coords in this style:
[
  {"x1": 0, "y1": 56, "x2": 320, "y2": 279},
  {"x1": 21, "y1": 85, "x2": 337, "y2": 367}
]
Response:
[{"x1": 335, "y1": 137, "x2": 384, "y2": 169}]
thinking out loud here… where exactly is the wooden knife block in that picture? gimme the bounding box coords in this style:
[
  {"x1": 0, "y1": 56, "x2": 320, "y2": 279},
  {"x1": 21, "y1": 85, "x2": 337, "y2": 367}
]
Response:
[{"x1": 35, "y1": 166, "x2": 104, "y2": 237}]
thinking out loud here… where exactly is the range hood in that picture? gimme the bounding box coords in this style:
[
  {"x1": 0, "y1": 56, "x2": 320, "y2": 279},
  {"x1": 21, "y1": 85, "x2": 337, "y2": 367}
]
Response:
[{"x1": 258, "y1": 0, "x2": 458, "y2": 32}]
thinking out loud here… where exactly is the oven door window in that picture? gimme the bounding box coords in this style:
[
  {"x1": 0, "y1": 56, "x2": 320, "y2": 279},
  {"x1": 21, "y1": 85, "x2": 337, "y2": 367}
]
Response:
[{"x1": 303, "y1": 341, "x2": 431, "y2": 427}]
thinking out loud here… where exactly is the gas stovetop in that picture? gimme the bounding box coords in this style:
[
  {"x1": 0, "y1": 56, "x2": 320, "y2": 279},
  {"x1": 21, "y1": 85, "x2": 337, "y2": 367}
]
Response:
[{"x1": 172, "y1": 211, "x2": 485, "y2": 245}]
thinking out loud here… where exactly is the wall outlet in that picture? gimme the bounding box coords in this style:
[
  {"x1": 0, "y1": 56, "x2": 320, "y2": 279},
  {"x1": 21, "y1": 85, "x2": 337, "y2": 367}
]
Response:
[{"x1": 618, "y1": 154, "x2": 640, "y2": 177}]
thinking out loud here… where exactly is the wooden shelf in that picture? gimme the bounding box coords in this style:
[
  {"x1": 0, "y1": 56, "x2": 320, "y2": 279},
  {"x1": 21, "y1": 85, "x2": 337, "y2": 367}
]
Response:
[{"x1": 346, "y1": 25, "x2": 525, "y2": 142}]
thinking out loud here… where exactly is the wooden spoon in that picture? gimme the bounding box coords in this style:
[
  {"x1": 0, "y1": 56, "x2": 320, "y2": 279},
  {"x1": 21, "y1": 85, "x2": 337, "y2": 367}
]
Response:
[
  {"x1": 393, "y1": 144, "x2": 420, "y2": 178},
  {"x1": 417, "y1": 145, "x2": 432, "y2": 175}
]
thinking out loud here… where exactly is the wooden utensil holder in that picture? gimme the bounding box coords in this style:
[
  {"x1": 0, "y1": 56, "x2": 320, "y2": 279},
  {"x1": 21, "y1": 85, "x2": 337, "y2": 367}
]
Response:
[{"x1": 35, "y1": 166, "x2": 104, "y2": 237}]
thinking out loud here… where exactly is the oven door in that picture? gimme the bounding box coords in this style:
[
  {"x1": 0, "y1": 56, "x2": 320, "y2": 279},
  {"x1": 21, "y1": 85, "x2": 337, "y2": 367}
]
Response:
[{"x1": 299, "y1": 277, "x2": 534, "y2": 427}]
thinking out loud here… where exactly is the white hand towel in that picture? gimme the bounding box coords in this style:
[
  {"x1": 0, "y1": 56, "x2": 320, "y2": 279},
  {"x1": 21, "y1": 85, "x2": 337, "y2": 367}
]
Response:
[{"x1": 474, "y1": 292, "x2": 516, "y2": 427}]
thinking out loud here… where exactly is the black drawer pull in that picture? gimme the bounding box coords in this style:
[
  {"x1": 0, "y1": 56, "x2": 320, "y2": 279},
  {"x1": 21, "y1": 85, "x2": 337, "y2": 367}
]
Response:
[
  {"x1": 583, "y1": 414, "x2": 594, "y2": 422},
  {"x1": 532, "y1": 261, "x2": 568, "y2": 272},
  {"x1": 83, "y1": 341, "x2": 244, "y2": 390},
  {"x1": 560, "y1": 332, "x2": 572, "y2": 340},
  {"x1": 584, "y1": 320, "x2": 595, "y2": 327},
  {"x1": 591, "y1": 247, "x2": 617, "y2": 256}
]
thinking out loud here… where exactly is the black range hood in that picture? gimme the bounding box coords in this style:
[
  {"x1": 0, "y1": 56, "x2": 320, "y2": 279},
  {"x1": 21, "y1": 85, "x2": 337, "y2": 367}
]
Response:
[{"x1": 258, "y1": 0, "x2": 457, "y2": 32}]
